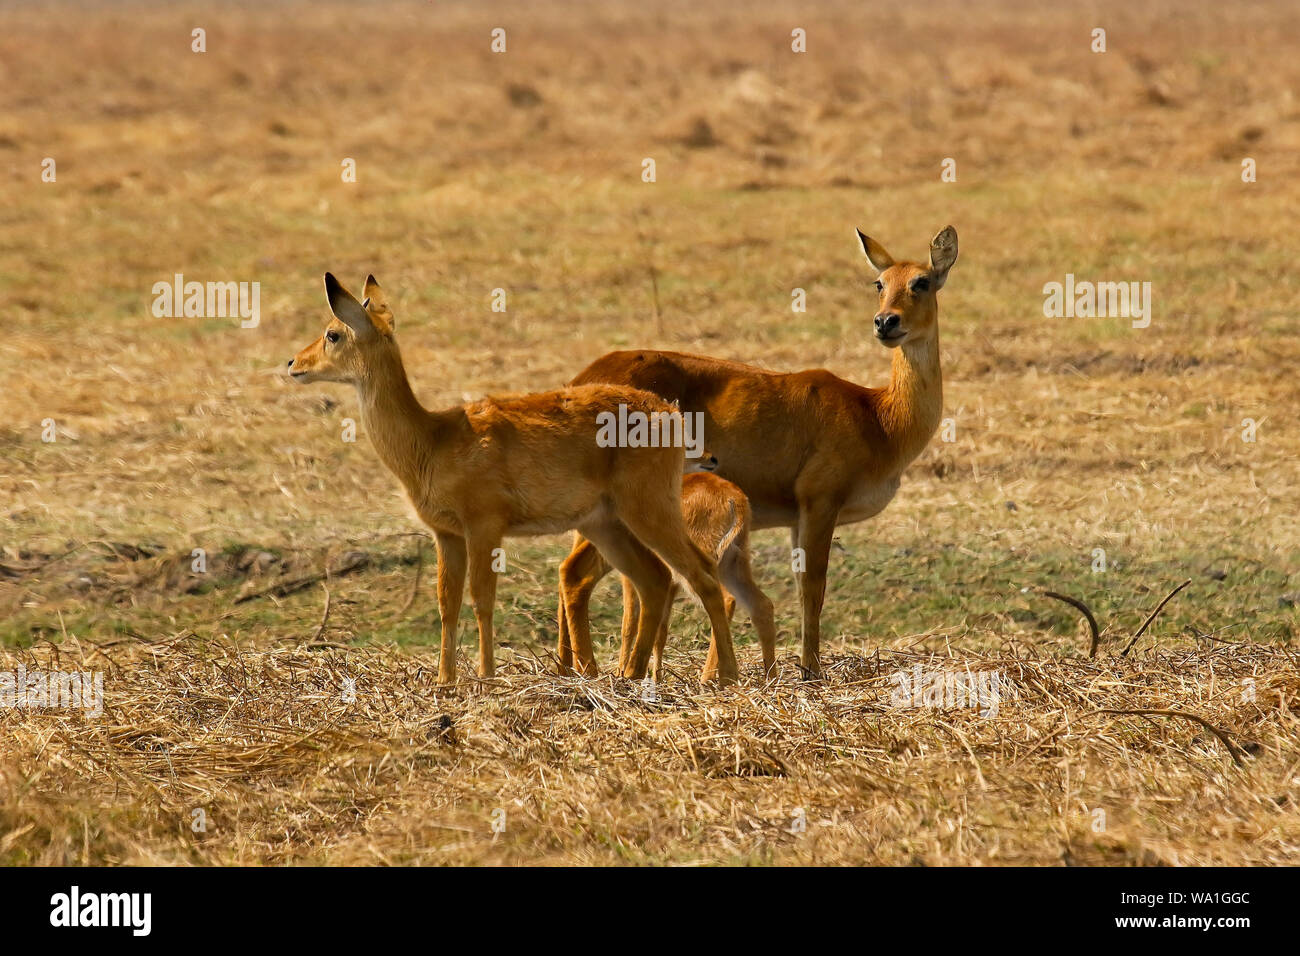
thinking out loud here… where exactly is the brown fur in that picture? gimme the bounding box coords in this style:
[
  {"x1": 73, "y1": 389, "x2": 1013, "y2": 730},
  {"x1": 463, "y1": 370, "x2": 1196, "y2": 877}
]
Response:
[
  {"x1": 557, "y1": 472, "x2": 778, "y2": 680},
  {"x1": 568, "y1": 227, "x2": 958, "y2": 677},
  {"x1": 288, "y1": 273, "x2": 739, "y2": 684}
]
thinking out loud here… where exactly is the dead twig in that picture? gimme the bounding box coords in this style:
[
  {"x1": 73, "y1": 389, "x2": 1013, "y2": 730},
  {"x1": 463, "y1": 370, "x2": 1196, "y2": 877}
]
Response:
[
  {"x1": 1037, "y1": 578, "x2": 1191, "y2": 659},
  {"x1": 1097, "y1": 707, "x2": 1247, "y2": 767},
  {"x1": 634, "y1": 210, "x2": 663, "y2": 336},
  {"x1": 1120, "y1": 579, "x2": 1191, "y2": 657},
  {"x1": 311, "y1": 581, "x2": 332, "y2": 643},
  {"x1": 234, "y1": 551, "x2": 368, "y2": 604},
  {"x1": 1039, "y1": 589, "x2": 1102, "y2": 658},
  {"x1": 397, "y1": 537, "x2": 424, "y2": 616}
]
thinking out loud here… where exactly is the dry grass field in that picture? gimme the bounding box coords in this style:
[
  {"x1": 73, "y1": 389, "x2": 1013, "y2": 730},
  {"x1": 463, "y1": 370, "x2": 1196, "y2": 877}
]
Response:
[{"x1": 1, "y1": 0, "x2": 1298, "y2": 865}]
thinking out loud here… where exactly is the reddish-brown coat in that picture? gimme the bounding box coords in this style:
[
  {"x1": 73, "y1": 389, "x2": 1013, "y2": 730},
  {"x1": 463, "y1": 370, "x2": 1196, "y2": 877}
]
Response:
[{"x1": 569, "y1": 227, "x2": 958, "y2": 675}]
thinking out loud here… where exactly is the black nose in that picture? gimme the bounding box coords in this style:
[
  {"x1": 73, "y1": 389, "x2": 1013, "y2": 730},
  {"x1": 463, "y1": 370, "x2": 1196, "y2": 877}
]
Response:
[
  {"x1": 286, "y1": 359, "x2": 294, "y2": 368},
  {"x1": 874, "y1": 313, "x2": 901, "y2": 334}
]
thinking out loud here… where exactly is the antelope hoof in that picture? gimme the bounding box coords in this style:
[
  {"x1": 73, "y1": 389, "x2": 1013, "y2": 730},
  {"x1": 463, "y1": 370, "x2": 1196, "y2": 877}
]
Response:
[{"x1": 700, "y1": 665, "x2": 738, "y2": 686}]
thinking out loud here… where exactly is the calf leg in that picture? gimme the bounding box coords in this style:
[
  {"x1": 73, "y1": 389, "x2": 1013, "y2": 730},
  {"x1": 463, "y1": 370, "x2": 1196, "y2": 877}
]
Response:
[
  {"x1": 558, "y1": 535, "x2": 610, "y2": 676},
  {"x1": 650, "y1": 582, "x2": 681, "y2": 682},
  {"x1": 720, "y1": 548, "x2": 778, "y2": 680}
]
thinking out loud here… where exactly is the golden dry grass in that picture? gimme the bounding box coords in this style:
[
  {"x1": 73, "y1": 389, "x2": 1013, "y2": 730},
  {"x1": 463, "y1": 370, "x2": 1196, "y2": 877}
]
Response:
[
  {"x1": 1, "y1": 0, "x2": 1299, "y2": 865},
  {"x1": 4, "y1": 640, "x2": 1297, "y2": 865}
]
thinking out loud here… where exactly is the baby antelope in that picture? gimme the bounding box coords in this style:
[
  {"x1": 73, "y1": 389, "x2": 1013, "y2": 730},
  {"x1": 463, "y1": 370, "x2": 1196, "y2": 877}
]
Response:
[
  {"x1": 557, "y1": 469, "x2": 777, "y2": 681},
  {"x1": 287, "y1": 273, "x2": 738, "y2": 684}
]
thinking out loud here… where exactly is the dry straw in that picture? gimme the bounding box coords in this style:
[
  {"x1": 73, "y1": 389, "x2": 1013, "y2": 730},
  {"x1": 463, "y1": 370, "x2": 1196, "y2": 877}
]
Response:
[{"x1": 2, "y1": 636, "x2": 1297, "y2": 865}]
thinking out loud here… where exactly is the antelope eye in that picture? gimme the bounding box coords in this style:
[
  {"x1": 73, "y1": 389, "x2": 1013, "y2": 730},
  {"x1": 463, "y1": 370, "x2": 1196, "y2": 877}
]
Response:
[
  {"x1": 910, "y1": 277, "x2": 930, "y2": 293},
  {"x1": 325, "y1": 330, "x2": 340, "y2": 344},
  {"x1": 874, "y1": 280, "x2": 884, "y2": 292}
]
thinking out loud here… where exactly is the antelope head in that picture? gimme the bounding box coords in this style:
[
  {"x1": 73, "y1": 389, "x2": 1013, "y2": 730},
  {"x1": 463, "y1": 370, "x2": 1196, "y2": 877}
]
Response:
[
  {"x1": 287, "y1": 273, "x2": 398, "y2": 386},
  {"x1": 856, "y1": 225, "x2": 958, "y2": 350}
]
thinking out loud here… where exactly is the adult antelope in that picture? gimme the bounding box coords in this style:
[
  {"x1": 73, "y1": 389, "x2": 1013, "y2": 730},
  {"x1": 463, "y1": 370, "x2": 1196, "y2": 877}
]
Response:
[
  {"x1": 287, "y1": 273, "x2": 739, "y2": 684},
  {"x1": 566, "y1": 226, "x2": 957, "y2": 677}
]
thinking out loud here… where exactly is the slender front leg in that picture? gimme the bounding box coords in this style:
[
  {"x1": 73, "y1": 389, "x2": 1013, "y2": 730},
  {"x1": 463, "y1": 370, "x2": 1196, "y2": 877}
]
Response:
[
  {"x1": 618, "y1": 574, "x2": 640, "y2": 674},
  {"x1": 435, "y1": 531, "x2": 467, "y2": 684},
  {"x1": 795, "y1": 503, "x2": 838, "y2": 679},
  {"x1": 580, "y1": 519, "x2": 672, "y2": 682},
  {"x1": 467, "y1": 533, "x2": 503, "y2": 678},
  {"x1": 556, "y1": 578, "x2": 574, "y2": 675}
]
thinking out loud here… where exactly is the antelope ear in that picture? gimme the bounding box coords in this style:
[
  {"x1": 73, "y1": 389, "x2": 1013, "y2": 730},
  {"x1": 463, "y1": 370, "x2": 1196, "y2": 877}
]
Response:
[
  {"x1": 928, "y1": 225, "x2": 958, "y2": 289},
  {"x1": 324, "y1": 273, "x2": 375, "y2": 338},
  {"x1": 362, "y1": 273, "x2": 395, "y2": 329},
  {"x1": 856, "y1": 228, "x2": 895, "y2": 273}
]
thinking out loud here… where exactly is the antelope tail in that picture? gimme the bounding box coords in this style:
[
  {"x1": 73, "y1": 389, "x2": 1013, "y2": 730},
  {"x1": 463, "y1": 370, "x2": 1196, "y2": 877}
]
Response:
[{"x1": 715, "y1": 501, "x2": 742, "y2": 559}]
